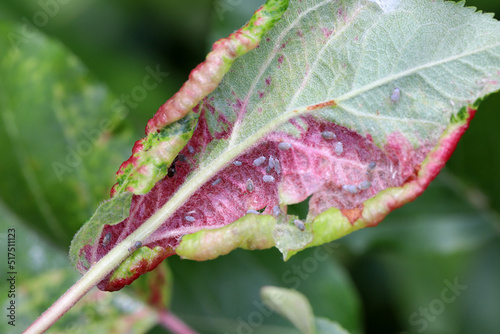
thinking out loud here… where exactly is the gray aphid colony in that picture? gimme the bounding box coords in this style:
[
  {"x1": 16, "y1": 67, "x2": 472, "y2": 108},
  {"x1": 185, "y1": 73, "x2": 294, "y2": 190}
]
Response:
[
  {"x1": 247, "y1": 209, "x2": 260, "y2": 215},
  {"x1": 185, "y1": 215, "x2": 195, "y2": 222},
  {"x1": 278, "y1": 142, "x2": 292, "y2": 150},
  {"x1": 343, "y1": 184, "x2": 359, "y2": 194},
  {"x1": 212, "y1": 178, "x2": 222, "y2": 186},
  {"x1": 321, "y1": 131, "x2": 336, "y2": 140},
  {"x1": 358, "y1": 181, "x2": 372, "y2": 190},
  {"x1": 263, "y1": 175, "x2": 275, "y2": 183},
  {"x1": 253, "y1": 156, "x2": 266, "y2": 166},
  {"x1": 233, "y1": 161, "x2": 242, "y2": 166},
  {"x1": 102, "y1": 232, "x2": 111, "y2": 247},
  {"x1": 294, "y1": 219, "x2": 305, "y2": 231},
  {"x1": 246, "y1": 178, "x2": 255, "y2": 192},
  {"x1": 390, "y1": 88, "x2": 400, "y2": 102},
  {"x1": 335, "y1": 142, "x2": 344, "y2": 155}
]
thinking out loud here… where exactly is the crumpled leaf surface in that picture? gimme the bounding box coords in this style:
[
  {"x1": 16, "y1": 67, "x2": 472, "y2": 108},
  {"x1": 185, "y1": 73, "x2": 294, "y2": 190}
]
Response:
[{"x1": 70, "y1": 0, "x2": 500, "y2": 291}]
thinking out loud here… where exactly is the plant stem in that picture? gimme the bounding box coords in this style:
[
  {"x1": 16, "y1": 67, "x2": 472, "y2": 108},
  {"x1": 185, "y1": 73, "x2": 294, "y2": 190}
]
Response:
[
  {"x1": 158, "y1": 310, "x2": 199, "y2": 334},
  {"x1": 23, "y1": 239, "x2": 134, "y2": 333}
]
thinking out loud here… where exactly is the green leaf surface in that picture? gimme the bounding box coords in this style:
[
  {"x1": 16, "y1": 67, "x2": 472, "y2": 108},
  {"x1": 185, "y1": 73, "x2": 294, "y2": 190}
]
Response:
[
  {"x1": 0, "y1": 21, "x2": 136, "y2": 248},
  {"x1": 261, "y1": 286, "x2": 316, "y2": 334},
  {"x1": 71, "y1": 0, "x2": 500, "y2": 291}
]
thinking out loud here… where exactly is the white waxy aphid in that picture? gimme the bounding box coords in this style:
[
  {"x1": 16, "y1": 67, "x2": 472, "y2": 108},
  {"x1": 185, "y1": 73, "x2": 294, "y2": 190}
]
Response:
[
  {"x1": 185, "y1": 215, "x2": 195, "y2": 222},
  {"x1": 263, "y1": 175, "x2": 275, "y2": 183},
  {"x1": 321, "y1": 131, "x2": 336, "y2": 140},
  {"x1": 102, "y1": 232, "x2": 111, "y2": 247},
  {"x1": 278, "y1": 142, "x2": 292, "y2": 150},
  {"x1": 268, "y1": 156, "x2": 280, "y2": 174},
  {"x1": 343, "y1": 184, "x2": 359, "y2": 194},
  {"x1": 188, "y1": 146, "x2": 195, "y2": 154},
  {"x1": 233, "y1": 161, "x2": 242, "y2": 166},
  {"x1": 253, "y1": 156, "x2": 266, "y2": 166},
  {"x1": 335, "y1": 142, "x2": 344, "y2": 155},
  {"x1": 359, "y1": 181, "x2": 372, "y2": 190},
  {"x1": 247, "y1": 209, "x2": 260, "y2": 215},
  {"x1": 390, "y1": 88, "x2": 400, "y2": 102},
  {"x1": 246, "y1": 178, "x2": 255, "y2": 192},
  {"x1": 212, "y1": 178, "x2": 222, "y2": 186},
  {"x1": 272, "y1": 205, "x2": 281, "y2": 217},
  {"x1": 294, "y1": 219, "x2": 305, "y2": 231},
  {"x1": 273, "y1": 159, "x2": 281, "y2": 174},
  {"x1": 268, "y1": 156, "x2": 275, "y2": 169}
]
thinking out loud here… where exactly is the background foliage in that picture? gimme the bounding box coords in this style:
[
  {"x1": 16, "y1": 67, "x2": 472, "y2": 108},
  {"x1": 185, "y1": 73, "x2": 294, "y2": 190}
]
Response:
[{"x1": 1, "y1": 0, "x2": 499, "y2": 333}]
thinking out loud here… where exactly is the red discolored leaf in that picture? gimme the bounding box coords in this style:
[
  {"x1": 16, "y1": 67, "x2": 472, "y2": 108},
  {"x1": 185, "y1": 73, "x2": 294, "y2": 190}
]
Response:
[{"x1": 70, "y1": 0, "x2": 500, "y2": 291}]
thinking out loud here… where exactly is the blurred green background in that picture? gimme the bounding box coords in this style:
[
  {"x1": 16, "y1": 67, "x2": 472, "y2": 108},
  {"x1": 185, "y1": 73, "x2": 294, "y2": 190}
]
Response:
[{"x1": 1, "y1": 0, "x2": 499, "y2": 333}]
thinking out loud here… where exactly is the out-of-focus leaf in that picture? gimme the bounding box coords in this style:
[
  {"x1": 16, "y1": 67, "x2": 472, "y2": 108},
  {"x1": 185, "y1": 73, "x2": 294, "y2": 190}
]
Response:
[
  {"x1": 261, "y1": 286, "x2": 316, "y2": 334},
  {"x1": 168, "y1": 246, "x2": 362, "y2": 334},
  {"x1": 71, "y1": 0, "x2": 500, "y2": 291},
  {"x1": 339, "y1": 172, "x2": 500, "y2": 333},
  {"x1": 315, "y1": 318, "x2": 350, "y2": 334},
  {"x1": 0, "y1": 21, "x2": 135, "y2": 248}
]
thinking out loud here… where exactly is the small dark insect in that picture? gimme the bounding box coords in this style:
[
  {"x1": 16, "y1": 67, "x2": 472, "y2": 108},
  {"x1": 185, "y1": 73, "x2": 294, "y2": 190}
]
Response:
[{"x1": 168, "y1": 155, "x2": 183, "y2": 177}]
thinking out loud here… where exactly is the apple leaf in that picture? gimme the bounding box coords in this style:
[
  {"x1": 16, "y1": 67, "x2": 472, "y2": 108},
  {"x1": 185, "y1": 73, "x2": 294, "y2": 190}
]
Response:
[{"x1": 70, "y1": 0, "x2": 500, "y2": 291}]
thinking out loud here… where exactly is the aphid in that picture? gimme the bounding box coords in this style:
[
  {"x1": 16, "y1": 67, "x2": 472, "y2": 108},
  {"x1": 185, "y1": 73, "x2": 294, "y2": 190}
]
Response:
[
  {"x1": 321, "y1": 131, "x2": 336, "y2": 140},
  {"x1": 273, "y1": 159, "x2": 281, "y2": 174},
  {"x1": 263, "y1": 175, "x2": 275, "y2": 183},
  {"x1": 266, "y1": 166, "x2": 272, "y2": 174},
  {"x1": 233, "y1": 161, "x2": 242, "y2": 166},
  {"x1": 185, "y1": 215, "x2": 195, "y2": 222},
  {"x1": 188, "y1": 146, "x2": 195, "y2": 154},
  {"x1": 368, "y1": 161, "x2": 376, "y2": 170},
  {"x1": 177, "y1": 154, "x2": 187, "y2": 162},
  {"x1": 335, "y1": 142, "x2": 344, "y2": 155},
  {"x1": 268, "y1": 156, "x2": 275, "y2": 169},
  {"x1": 278, "y1": 142, "x2": 292, "y2": 150},
  {"x1": 272, "y1": 205, "x2": 281, "y2": 217},
  {"x1": 247, "y1": 209, "x2": 260, "y2": 215},
  {"x1": 129, "y1": 241, "x2": 142, "y2": 252},
  {"x1": 253, "y1": 156, "x2": 266, "y2": 166},
  {"x1": 102, "y1": 232, "x2": 111, "y2": 247},
  {"x1": 212, "y1": 178, "x2": 222, "y2": 186},
  {"x1": 167, "y1": 164, "x2": 177, "y2": 177},
  {"x1": 167, "y1": 155, "x2": 180, "y2": 177},
  {"x1": 390, "y1": 88, "x2": 400, "y2": 102},
  {"x1": 294, "y1": 219, "x2": 305, "y2": 231},
  {"x1": 359, "y1": 181, "x2": 372, "y2": 190},
  {"x1": 246, "y1": 179, "x2": 255, "y2": 192},
  {"x1": 343, "y1": 184, "x2": 359, "y2": 194}
]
